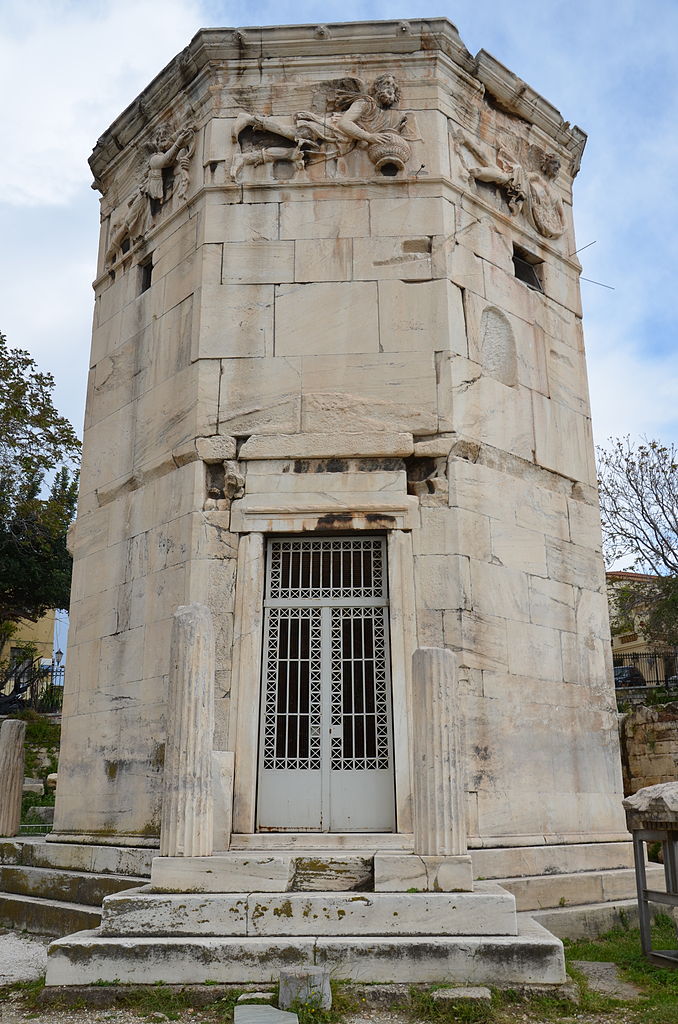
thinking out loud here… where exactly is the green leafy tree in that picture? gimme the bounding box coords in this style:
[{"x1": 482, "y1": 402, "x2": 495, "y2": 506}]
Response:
[
  {"x1": 0, "y1": 332, "x2": 80, "y2": 628},
  {"x1": 598, "y1": 436, "x2": 678, "y2": 645}
]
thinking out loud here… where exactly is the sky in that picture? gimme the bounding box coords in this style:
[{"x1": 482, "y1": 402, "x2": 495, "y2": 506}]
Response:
[{"x1": 1, "y1": 0, "x2": 677, "y2": 455}]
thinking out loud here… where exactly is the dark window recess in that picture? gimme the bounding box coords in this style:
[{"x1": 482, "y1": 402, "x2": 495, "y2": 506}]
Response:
[
  {"x1": 512, "y1": 245, "x2": 543, "y2": 291},
  {"x1": 139, "y1": 259, "x2": 153, "y2": 293},
  {"x1": 206, "y1": 462, "x2": 226, "y2": 500},
  {"x1": 121, "y1": 236, "x2": 131, "y2": 254}
]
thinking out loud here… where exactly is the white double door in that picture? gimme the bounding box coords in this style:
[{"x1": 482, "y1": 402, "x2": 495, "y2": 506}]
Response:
[{"x1": 256, "y1": 536, "x2": 395, "y2": 832}]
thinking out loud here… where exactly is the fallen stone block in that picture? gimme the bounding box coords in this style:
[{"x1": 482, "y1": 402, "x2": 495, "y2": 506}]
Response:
[
  {"x1": 236, "y1": 992, "x2": 275, "y2": 1005},
  {"x1": 23, "y1": 779, "x2": 44, "y2": 796},
  {"x1": 569, "y1": 961, "x2": 642, "y2": 1000},
  {"x1": 25, "y1": 806, "x2": 55, "y2": 824},
  {"x1": 234, "y1": 1007, "x2": 298, "y2": 1024},
  {"x1": 279, "y1": 967, "x2": 331, "y2": 1010},
  {"x1": 431, "y1": 986, "x2": 491, "y2": 1003}
]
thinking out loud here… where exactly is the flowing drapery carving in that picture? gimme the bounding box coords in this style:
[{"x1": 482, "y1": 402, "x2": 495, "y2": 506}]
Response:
[
  {"x1": 230, "y1": 74, "x2": 416, "y2": 182},
  {"x1": 105, "y1": 121, "x2": 195, "y2": 266},
  {"x1": 454, "y1": 131, "x2": 565, "y2": 239}
]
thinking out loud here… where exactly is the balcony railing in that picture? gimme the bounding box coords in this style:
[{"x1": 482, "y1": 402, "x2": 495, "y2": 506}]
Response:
[{"x1": 0, "y1": 657, "x2": 64, "y2": 714}]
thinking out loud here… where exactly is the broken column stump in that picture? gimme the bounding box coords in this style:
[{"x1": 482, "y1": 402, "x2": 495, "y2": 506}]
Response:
[
  {"x1": 410, "y1": 646, "x2": 473, "y2": 890},
  {"x1": 160, "y1": 603, "x2": 215, "y2": 857},
  {"x1": 0, "y1": 719, "x2": 26, "y2": 836}
]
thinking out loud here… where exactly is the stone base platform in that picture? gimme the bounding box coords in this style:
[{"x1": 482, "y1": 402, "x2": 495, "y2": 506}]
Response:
[
  {"x1": 471, "y1": 841, "x2": 636, "y2": 880},
  {"x1": 151, "y1": 852, "x2": 376, "y2": 893},
  {"x1": 151, "y1": 851, "x2": 474, "y2": 893},
  {"x1": 100, "y1": 883, "x2": 517, "y2": 936},
  {"x1": 46, "y1": 915, "x2": 564, "y2": 986}
]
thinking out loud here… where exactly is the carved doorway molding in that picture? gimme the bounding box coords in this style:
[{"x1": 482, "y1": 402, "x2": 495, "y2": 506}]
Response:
[{"x1": 228, "y1": 522, "x2": 416, "y2": 836}]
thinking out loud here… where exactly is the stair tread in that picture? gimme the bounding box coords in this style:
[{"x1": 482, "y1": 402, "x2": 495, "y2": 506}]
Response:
[
  {"x1": 0, "y1": 891, "x2": 102, "y2": 913},
  {"x1": 527, "y1": 897, "x2": 638, "y2": 914},
  {"x1": 496, "y1": 865, "x2": 663, "y2": 882},
  {"x1": 1, "y1": 865, "x2": 147, "y2": 882}
]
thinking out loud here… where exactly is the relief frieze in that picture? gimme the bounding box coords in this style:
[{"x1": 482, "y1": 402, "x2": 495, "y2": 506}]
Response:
[{"x1": 230, "y1": 74, "x2": 418, "y2": 182}]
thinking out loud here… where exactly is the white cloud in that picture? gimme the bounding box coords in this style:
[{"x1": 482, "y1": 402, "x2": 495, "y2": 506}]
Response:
[
  {"x1": 0, "y1": 0, "x2": 204, "y2": 206},
  {"x1": 1, "y1": 0, "x2": 677, "y2": 451}
]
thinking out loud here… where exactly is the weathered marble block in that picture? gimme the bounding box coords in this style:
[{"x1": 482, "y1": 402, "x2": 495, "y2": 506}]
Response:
[{"x1": 0, "y1": 721, "x2": 26, "y2": 837}]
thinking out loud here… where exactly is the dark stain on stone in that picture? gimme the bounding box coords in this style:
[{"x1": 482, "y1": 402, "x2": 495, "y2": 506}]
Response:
[
  {"x1": 365, "y1": 514, "x2": 396, "y2": 528},
  {"x1": 401, "y1": 237, "x2": 432, "y2": 253},
  {"x1": 151, "y1": 743, "x2": 165, "y2": 771},
  {"x1": 359, "y1": 458, "x2": 405, "y2": 472},
  {"x1": 316, "y1": 513, "x2": 354, "y2": 530}
]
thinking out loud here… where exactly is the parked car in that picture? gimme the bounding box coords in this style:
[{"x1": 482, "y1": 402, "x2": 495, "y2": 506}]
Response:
[{"x1": 614, "y1": 665, "x2": 646, "y2": 687}]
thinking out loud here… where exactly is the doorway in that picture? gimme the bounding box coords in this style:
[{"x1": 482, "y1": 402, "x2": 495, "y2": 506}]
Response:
[{"x1": 256, "y1": 535, "x2": 395, "y2": 831}]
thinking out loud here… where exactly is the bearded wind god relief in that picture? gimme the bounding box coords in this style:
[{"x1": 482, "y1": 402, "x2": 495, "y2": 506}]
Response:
[
  {"x1": 453, "y1": 131, "x2": 566, "y2": 240},
  {"x1": 230, "y1": 73, "x2": 418, "y2": 181},
  {"x1": 105, "y1": 121, "x2": 195, "y2": 267}
]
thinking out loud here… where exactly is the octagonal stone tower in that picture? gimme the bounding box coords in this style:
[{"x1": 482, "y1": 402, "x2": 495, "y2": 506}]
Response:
[{"x1": 53, "y1": 19, "x2": 627, "y2": 869}]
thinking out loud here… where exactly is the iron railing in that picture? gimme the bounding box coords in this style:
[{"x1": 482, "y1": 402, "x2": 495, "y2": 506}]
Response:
[
  {"x1": 613, "y1": 649, "x2": 678, "y2": 689},
  {"x1": 0, "y1": 657, "x2": 64, "y2": 714}
]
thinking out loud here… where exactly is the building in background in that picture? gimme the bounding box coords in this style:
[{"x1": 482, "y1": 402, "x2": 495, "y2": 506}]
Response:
[
  {"x1": 608, "y1": 570, "x2": 678, "y2": 688},
  {"x1": 0, "y1": 610, "x2": 56, "y2": 666}
]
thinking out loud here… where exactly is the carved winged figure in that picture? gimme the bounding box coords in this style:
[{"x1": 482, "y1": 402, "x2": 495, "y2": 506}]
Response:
[
  {"x1": 230, "y1": 74, "x2": 414, "y2": 181},
  {"x1": 453, "y1": 130, "x2": 565, "y2": 240},
  {"x1": 105, "y1": 122, "x2": 195, "y2": 266}
]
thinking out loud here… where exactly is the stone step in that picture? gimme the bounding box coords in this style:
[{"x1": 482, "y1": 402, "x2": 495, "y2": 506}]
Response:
[
  {"x1": 100, "y1": 883, "x2": 517, "y2": 937},
  {"x1": 150, "y1": 853, "x2": 376, "y2": 893},
  {"x1": 230, "y1": 833, "x2": 414, "y2": 852},
  {"x1": 497, "y1": 865, "x2": 664, "y2": 912},
  {"x1": 46, "y1": 916, "x2": 564, "y2": 987},
  {"x1": 0, "y1": 838, "x2": 153, "y2": 876},
  {"x1": 528, "y1": 900, "x2": 641, "y2": 941},
  {"x1": 0, "y1": 891, "x2": 101, "y2": 937},
  {"x1": 0, "y1": 864, "x2": 147, "y2": 907},
  {"x1": 471, "y1": 841, "x2": 635, "y2": 879}
]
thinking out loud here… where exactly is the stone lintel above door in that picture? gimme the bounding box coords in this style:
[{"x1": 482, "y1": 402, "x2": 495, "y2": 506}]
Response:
[{"x1": 230, "y1": 496, "x2": 418, "y2": 533}]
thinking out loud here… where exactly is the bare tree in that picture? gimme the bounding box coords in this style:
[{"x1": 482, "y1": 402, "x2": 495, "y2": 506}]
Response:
[
  {"x1": 597, "y1": 436, "x2": 678, "y2": 574},
  {"x1": 598, "y1": 437, "x2": 678, "y2": 646}
]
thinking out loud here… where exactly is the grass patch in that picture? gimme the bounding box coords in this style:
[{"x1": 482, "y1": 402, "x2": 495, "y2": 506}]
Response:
[
  {"x1": 111, "y1": 984, "x2": 242, "y2": 1020},
  {"x1": 562, "y1": 914, "x2": 678, "y2": 1024},
  {"x1": 408, "y1": 985, "x2": 495, "y2": 1023},
  {"x1": 12, "y1": 709, "x2": 61, "y2": 780},
  {"x1": 286, "y1": 980, "x2": 357, "y2": 1024},
  {"x1": 0, "y1": 977, "x2": 242, "y2": 1020}
]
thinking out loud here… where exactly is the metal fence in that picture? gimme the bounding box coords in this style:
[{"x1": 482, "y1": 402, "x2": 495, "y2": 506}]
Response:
[
  {"x1": 0, "y1": 658, "x2": 64, "y2": 714},
  {"x1": 613, "y1": 649, "x2": 678, "y2": 689}
]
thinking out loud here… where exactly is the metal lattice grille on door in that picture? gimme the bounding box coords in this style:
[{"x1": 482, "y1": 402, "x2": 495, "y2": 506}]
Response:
[{"x1": 262, "y1": 536, "x2": 390, "y2": 772}]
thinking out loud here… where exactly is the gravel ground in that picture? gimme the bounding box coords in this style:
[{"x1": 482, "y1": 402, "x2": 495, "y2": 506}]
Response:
[{"x1": 0, "y1": 930, "x2": 50, "y2": 985}]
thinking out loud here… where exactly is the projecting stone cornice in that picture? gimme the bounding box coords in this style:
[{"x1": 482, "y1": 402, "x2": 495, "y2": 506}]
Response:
[{"x1": 89, "y1": 18, "x2": 586, "y2": 182}]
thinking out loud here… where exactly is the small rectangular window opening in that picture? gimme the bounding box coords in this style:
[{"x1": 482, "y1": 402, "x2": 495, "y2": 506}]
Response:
[
  {"x1": 139, "y1": 258, "x2": 153, "y2": 294},
  {"x1": 512, "y1": 244, "x2": 543, "y2": 292}
]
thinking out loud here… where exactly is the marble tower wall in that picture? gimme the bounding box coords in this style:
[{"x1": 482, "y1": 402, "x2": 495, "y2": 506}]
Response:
[{"x1": 53, "y1": 20, "x2": 626, "y2": 847}]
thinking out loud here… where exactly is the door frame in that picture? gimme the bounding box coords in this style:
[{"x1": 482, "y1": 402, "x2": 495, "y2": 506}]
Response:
[
  {"x1": 228, "y1": 518, "x2": 417, "y2": 835},
  {"x1": 256, "y1": 536, "x2": 396, "y2": 832}
]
